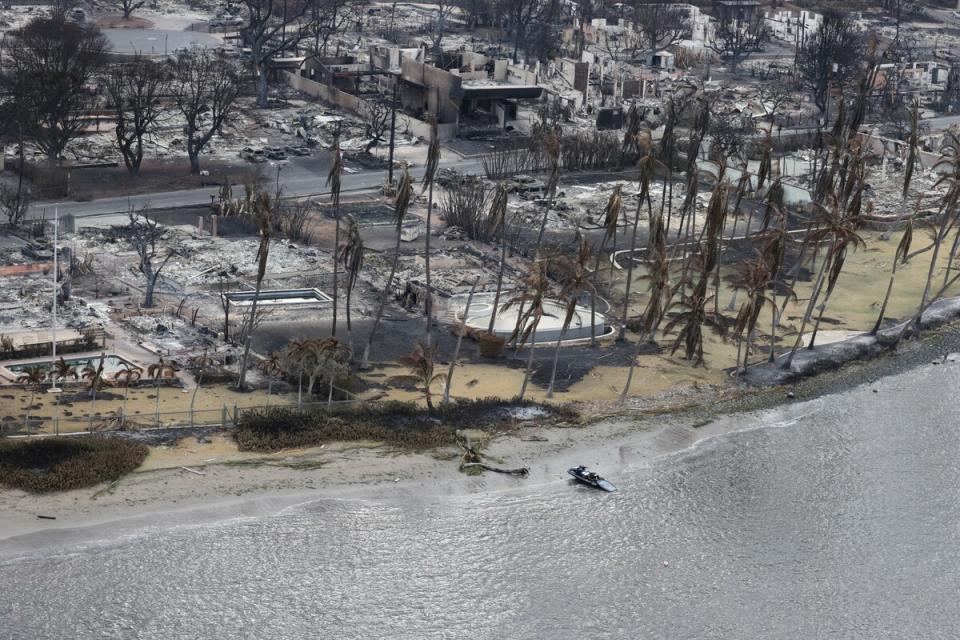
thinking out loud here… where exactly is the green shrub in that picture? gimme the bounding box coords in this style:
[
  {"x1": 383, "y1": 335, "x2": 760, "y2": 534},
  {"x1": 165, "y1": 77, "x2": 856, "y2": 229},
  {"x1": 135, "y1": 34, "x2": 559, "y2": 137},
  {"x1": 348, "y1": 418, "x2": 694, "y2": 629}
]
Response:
[
  {"x1": 0, "y1": 437, "x2": 148, "y2": 492},
  {"x1": 234, "y1": 398, "x2": 578, "y2": 453}
]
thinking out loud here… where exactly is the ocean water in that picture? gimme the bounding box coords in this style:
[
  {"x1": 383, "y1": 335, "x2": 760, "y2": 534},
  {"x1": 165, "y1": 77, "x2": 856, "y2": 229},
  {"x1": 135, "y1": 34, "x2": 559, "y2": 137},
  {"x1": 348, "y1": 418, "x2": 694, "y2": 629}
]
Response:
[{"x1": 2, "y1": 363, "x2": 959, "y2": 639}]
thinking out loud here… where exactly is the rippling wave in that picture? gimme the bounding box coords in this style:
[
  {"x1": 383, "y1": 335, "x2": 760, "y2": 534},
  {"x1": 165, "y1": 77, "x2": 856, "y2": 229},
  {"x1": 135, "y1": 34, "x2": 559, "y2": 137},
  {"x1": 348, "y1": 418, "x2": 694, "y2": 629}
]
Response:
[{"x1": 3, "y1": 366, "x2": 960, "y2": 639}]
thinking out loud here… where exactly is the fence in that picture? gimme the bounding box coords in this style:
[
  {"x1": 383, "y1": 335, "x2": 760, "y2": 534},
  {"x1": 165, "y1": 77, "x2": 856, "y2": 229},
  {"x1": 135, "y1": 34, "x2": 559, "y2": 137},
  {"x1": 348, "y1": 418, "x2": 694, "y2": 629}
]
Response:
[{"x1": 4, "y1": 395, "x2": 361, "y2": 439}]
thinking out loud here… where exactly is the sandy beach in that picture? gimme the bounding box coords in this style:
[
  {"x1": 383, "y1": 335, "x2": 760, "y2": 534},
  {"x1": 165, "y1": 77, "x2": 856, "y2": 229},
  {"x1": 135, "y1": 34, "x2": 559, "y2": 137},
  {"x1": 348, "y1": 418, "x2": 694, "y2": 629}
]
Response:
[
  {"x1": 0, "y1": 389, "x2": 735, "y2": 558},
  {"x1": 4, "y1": 319, "x2": 960, "y2": 559}
]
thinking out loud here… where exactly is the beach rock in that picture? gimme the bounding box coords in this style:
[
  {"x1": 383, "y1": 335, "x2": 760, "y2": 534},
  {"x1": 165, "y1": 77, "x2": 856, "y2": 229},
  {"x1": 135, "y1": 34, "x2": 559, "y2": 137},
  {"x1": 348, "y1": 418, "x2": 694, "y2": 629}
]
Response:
[{"x1": 744, "y1": 294, "x2": 960, "y2": 388}]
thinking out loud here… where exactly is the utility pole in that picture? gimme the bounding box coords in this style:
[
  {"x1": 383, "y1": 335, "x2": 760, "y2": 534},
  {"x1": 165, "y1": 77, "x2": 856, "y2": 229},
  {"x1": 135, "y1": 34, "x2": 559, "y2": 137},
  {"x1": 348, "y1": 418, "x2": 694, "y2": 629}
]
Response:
[
  {"x1": 50, "y1": 208, "x2": 61, "y2": 394},
  {"x1": 387, "y1": 79, "x2": 398, "y2": 187}
]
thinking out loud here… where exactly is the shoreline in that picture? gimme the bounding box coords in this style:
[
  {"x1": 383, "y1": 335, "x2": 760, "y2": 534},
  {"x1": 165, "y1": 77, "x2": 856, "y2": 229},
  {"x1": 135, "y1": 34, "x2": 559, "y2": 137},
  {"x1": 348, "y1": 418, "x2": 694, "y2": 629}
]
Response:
[{"x1": 4, "y1": 322, "x2": 960, "y2": 559}]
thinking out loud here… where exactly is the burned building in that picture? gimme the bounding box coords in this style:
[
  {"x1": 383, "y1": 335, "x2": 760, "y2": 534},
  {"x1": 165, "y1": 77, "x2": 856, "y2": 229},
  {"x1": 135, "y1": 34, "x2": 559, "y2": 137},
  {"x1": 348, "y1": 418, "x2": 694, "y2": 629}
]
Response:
[{"x1": 397, "y1": 55, "x2": 543, "y2": 135}]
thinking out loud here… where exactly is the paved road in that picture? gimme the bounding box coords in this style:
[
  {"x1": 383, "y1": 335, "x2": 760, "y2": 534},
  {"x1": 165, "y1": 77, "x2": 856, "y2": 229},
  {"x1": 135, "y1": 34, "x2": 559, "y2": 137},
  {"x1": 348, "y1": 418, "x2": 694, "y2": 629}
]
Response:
[
  {"x1": 28, "y1": 108, "x2": 960, "y2": 224},
  {"x1": 29, "y1": 155, "x2": 485, "y2": 221}
]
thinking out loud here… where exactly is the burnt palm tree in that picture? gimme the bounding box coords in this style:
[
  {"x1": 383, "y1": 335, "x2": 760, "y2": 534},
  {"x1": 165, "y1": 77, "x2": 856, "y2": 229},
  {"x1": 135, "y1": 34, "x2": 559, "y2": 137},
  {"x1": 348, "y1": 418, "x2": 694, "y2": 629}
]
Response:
[
  {"x1": 16, "y1": 365, "x2": 46, "y2": 430},
  {"x1": 311, "y1": 336, "x2": 352, "y2": 405},
  {"x1": 399, "y1": 341, "x2": 446, "y2": 412},
  {"x1": 698, "y1": 159, "x2": 730, "y2": 318},
  {"x1": 485, "y1": 184, "x2": 509, "y2": 334},
  {"x1": 902, "y1": 98, "x2": 919, "y2": 198},
  {"x1": 113, "y1": 362, "x2": 141, "y2": 428},
  {"x1": 81, "y1": 354, "x2": 107, "y2": 399},
  {"x1": 807, "y1": 211, "x2": 865, "y2": 350},
  {"x1": 81, "y1": 354, "x2": 109, "y2": 431},
  {"x1": 237, "y1": 192, "x2": 273, "y2": 390},
  {"x1": 533, "y1": 130, "x2": 561, "y2": 254},
  {"x1": 591, "y1": 185, "x2": 622, "y2": 346},
  {"x1": 362, "y1": 164, "x2": 415, "y2": 369},
  {"x1": 547, "y1": 232, "x2": 594, "y2": 398},
  {"x1": 188, "y1": 349, "x2": 211, "y2": 427},
  {"x1": 258, "y1": 351, "x2": 283, "y2": 401},
  {"x1": 872, "y1": 220, "x2": 913, "y2": 335},
  {"x1": 50, "y1": 356, "x2": 79, "y2": 417},
  {"x1": 676, "y1": 98, "x2": 710, "y2": 240},
  {"x1": 443, "y1": 275, "x2": 480, "y2": 404},
  {"x1": 502, "y1": 255, "x2": 551, "y2": 400},
  {"x1": 724, "y1": 169, "x2": 758, "y2": 313},
  {"x1": 326, "y1": 341, "x2": 350, "y2": 402},
  {"x1": 636, "y1": 208, "x2": 671, "y2": 344},
  {"x1": 661, "y1": 158, "x2": 732, "y2": 367},
  {"x1": 662, "y1": 244, "x2": 726, "y2": 366},
  {"x1": 148, "y1": 356, "x2": 178, "y2": 427},
  {"x1": 422, "y1": 116, "x2": 441, "y2": 345},
  {"x1": 327, "y1": 135, "x2": 343, "y2": 337},
  {"x1": 52, "y1": 357, "x2": 78, "y2": 389},
  {"x1": 285, "y1": 338, "x2": 311, "y2": 409},
  {"x1": 731, "y1": 255, "x2": 794, "y2": 373},
  {"x1": 912, "y1": 135, "x2": 960, "y2": 329},
  {"x1": 619, "y1": 132, "x2": 661, "y2": 341},
  {"x1": 783, "y1": 198, "x2": 865, "y2": 366},
  {"x1": 337, "y1": 215, "x2": 365, "y2": 354},
  {"x1": 756, "y1": 127, "x2": 774, "y2": 193},
  {"x1": 618, "y1": 211, "x2": 671, "y2": 403},
  {"x1": 754, "y1": 214, "x2": 792, "y2": 361}
]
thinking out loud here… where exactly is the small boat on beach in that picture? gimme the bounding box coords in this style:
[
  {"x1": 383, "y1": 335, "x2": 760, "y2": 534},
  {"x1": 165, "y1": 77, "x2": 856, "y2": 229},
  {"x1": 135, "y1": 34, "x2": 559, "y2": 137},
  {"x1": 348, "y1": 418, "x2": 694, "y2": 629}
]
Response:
[{"x1": 568, "y1": 465, "x2": 617, "y2": 492}]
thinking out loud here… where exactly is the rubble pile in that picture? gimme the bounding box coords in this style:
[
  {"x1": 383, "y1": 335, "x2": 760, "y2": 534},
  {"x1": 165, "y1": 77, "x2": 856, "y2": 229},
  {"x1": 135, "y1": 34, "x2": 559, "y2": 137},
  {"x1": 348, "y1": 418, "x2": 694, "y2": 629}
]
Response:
[{"x1": 123, "y1": 313, "x2": 218, "y2": 356}]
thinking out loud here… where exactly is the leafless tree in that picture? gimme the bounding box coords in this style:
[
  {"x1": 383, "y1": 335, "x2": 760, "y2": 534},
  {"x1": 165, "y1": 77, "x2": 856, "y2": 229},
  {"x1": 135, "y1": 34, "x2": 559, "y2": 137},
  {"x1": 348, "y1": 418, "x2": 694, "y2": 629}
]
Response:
[
  {"x1": 127, "y1": 209, "x2": 178, "y2": 308},
  {"x1": 2, "y1": 15, "x2": 107, "y2": 164},
  {"x1": 174, "y1": 49, "x2": 240, "y2": 174},
  {"x1": 707, "y1": 8, "x2": 767, "y2": 72},
  {"x1": 797, "y1": 10, "x2": 863, "y2": 114},
  {"x1": 886, "y1": 32, "x2": 919, "y2": 65},
  {"x1": 500, "y1": 0, "x2": 546, "y2": 63},
  {"x1": 525, "y1": 1, "x2": 562, "y2": 62},
  {"x1": 709, "y1": 111, "x2": 756, "y2": 160},
  {"x1": 241, "y1": 0, "x2": 317, "y2": 107},
  {"x1": 453, "y1": 0, "x2": 492, "y2": 28},
  {"x1": 365, "y1": 99, "x2": 392, "y2": 153},
  {"x1": 0, "y1": 183, "x2": 32, "y2": 227},
  {"x1": 632, "y1": 1, "x2": 691, "y2": 54},
  {"x1": 106, "y1": 56, "x2": 172, "y2": 177},
  {"x1": 49, "y1": 0, "x2": 80, "y2": 16},
  {"x1": 427, "y1": 0, "x2": 457, "y2": 55},
  {"x1": 119, "y1": 0, "x2": 146, "y2": 19},
  {"x1": 881, "y1": 0, "x2": 919, "y2": 42},
  {"x1": 310, "y1": 0, "x2": 360, "y2": 56},
  {"x1": 756, "y1": 83, "x2": 793, "y2": 123}
]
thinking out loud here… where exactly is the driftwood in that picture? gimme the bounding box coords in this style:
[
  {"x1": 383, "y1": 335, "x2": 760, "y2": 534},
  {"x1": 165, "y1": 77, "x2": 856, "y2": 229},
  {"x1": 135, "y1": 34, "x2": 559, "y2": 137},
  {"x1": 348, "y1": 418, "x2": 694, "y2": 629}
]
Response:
[
  {"x1": 179, "y1": 466, "x2": 206, "y2": 476},
  {"x1": 457, "y1": 434, "x2": 528, "y2": 477},
  {"x1": 460, "y1": 462, "x2": 529, "y2": 476}
]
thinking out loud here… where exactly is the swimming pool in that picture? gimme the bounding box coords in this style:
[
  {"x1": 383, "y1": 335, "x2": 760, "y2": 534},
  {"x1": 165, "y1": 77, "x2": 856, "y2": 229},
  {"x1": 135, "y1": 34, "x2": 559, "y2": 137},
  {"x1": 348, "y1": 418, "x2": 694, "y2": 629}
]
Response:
[{"x1": 4, "y1": 354, "x2": 140, "y2": 377}]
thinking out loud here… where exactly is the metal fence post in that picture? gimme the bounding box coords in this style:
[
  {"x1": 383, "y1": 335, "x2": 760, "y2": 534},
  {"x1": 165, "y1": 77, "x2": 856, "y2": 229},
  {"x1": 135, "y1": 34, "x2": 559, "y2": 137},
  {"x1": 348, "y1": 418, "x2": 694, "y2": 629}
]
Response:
[
  {"x1": 221, "y1": 404, "x2": 227, "y2": 428},
  {"x1": 55, "y1": 416, "x2": 59, "y2": 436},
  {"x1": 232, "y1": 403, "x2": 238, "y2": 428}
]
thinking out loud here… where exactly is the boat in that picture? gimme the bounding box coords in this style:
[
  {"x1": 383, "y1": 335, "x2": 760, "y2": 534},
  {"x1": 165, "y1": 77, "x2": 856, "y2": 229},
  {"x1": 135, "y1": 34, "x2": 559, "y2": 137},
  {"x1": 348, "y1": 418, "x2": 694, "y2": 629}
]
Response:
[{"x1": 567, "y1": 465, "x2": 617, "y2": 492}]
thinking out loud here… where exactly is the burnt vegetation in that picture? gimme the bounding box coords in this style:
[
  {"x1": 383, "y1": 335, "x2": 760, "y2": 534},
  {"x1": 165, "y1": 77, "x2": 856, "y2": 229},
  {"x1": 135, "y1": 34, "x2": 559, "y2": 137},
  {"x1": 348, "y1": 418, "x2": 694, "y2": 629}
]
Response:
[
  {"x1": 0, "y1": 437, "x2": 148, "y2": 492},
  {"x1": 234, "y1": 399, "x2": 578, "y2": 452}
]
